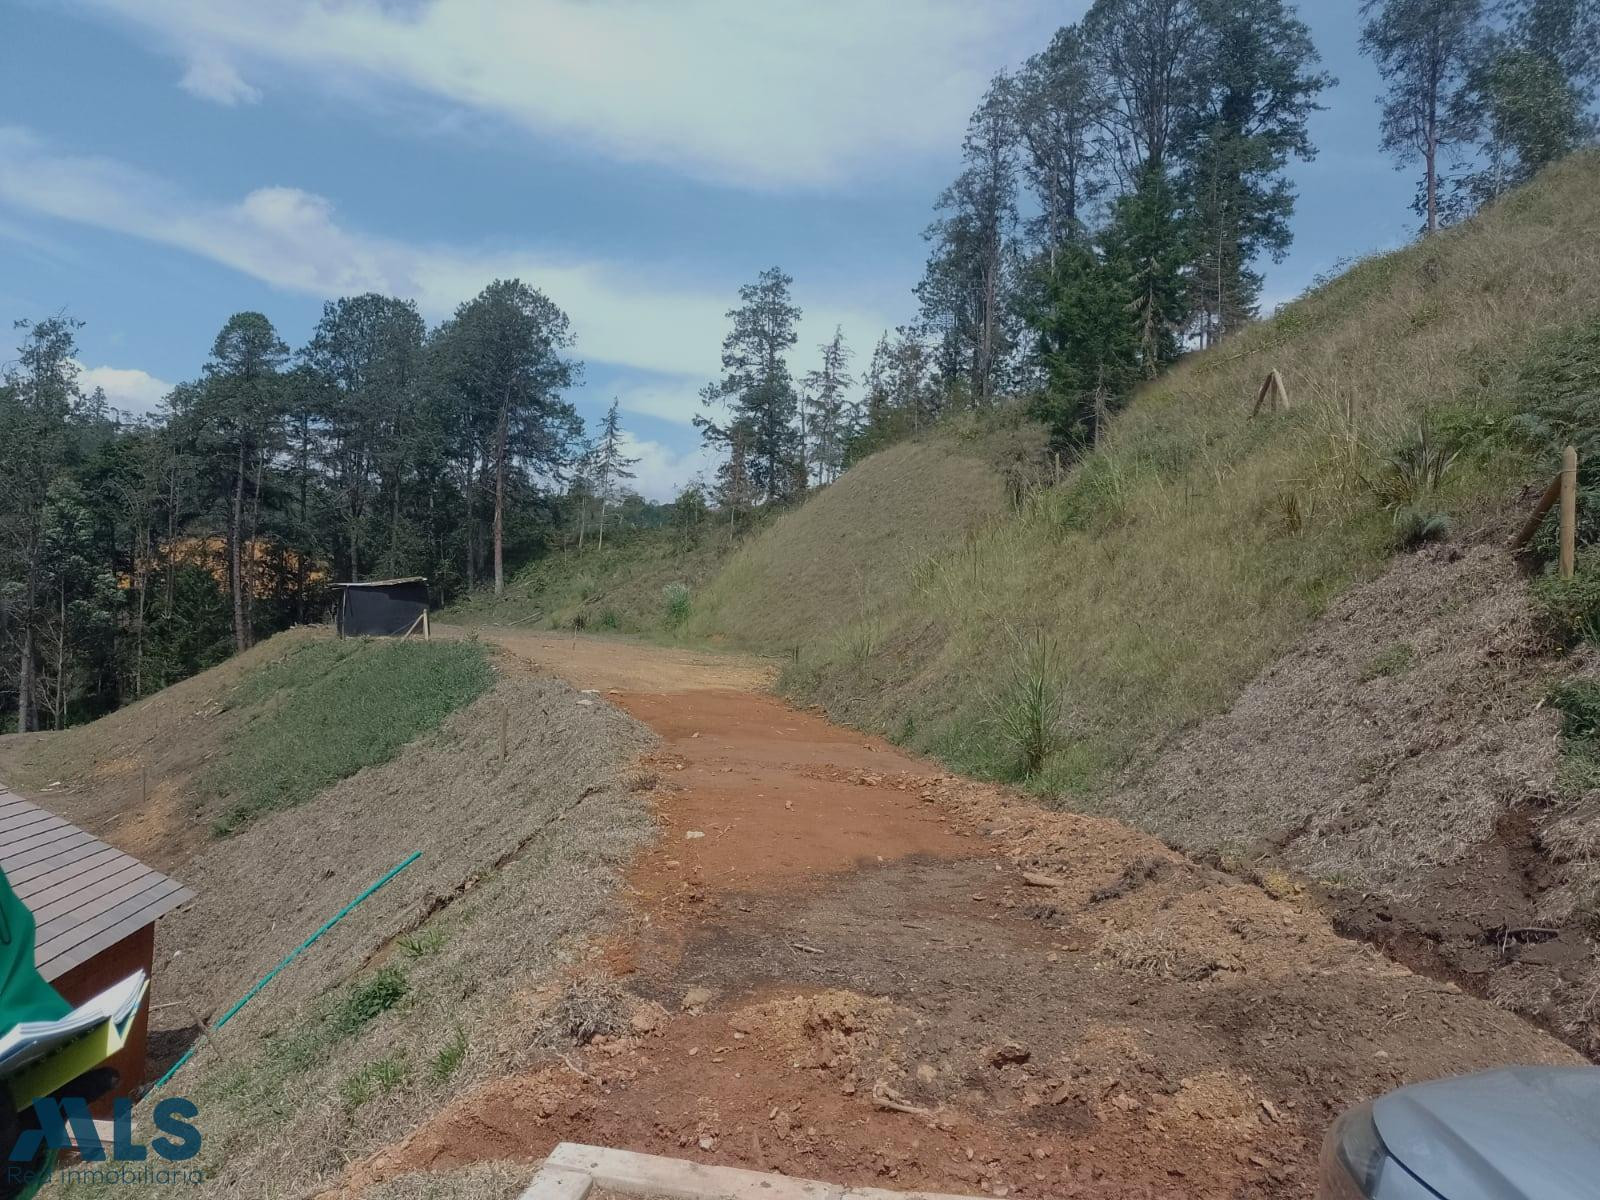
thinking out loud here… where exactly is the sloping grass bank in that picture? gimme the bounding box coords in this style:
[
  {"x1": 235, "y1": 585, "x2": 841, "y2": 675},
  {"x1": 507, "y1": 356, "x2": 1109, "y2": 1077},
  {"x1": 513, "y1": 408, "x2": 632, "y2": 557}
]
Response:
[
  {"x1": 715, "y1": 155, "x2": 1600, "y2": 799},
  {"x1": 207, "y1": 636, "x2": 494, "y2": 833}
]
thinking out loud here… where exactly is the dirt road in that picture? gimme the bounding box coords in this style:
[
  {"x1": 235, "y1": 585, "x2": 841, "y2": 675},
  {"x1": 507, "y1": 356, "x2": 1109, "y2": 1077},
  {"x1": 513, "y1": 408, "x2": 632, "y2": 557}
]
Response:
[{"x1": 352, "y1": 630, "x2": 1578, "y2": 1199}]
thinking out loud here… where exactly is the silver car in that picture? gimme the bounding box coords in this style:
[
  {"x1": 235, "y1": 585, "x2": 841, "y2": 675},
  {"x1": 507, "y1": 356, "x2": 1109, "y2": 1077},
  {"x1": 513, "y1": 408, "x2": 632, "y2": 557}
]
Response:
[{"x1": 1319, "y1": 1066, "x2": 1600, "y2": 1199}]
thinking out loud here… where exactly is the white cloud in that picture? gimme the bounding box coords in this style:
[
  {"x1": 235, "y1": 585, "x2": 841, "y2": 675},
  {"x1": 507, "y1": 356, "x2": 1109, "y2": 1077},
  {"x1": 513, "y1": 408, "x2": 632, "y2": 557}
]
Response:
[
  {"x1": 179, "y1": 51, "x2": 260, "y2": 105},
  {"x1": 619, "y1": 432, "x2": 715, "y2": 502},
  {"x1": 0, "y1": 127, "x2": 893, "y2": 382},
  {"x1": 611, "y1": 378, "x2": 707, "y2": 427},
  {"x1": 74, "y1": 361, "x2": 172, "y2": 415},
  {"x1": 74, "y1": 0, "x2": 1057, "y2": 189}
]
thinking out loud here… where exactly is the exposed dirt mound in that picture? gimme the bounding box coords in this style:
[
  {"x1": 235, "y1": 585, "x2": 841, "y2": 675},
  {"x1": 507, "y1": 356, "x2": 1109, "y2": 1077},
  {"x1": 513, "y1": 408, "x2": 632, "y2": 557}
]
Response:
[
  {"x1": 338, "y1": 635, "x2": 1578, "y2": 1200},
  {"x1": 1102, "y1": 540, "x2": 1600, "y2": 1052}
]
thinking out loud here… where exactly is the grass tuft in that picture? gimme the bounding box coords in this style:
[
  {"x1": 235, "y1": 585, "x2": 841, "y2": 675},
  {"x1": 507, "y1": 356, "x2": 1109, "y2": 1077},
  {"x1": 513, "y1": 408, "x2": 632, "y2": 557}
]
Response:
[
  {"x1": 335, "y1": 966, "x2": 410, "y2": 1036},
  {"x1": 987, "y1": 632, "x2": 1066, "y2": 779}
]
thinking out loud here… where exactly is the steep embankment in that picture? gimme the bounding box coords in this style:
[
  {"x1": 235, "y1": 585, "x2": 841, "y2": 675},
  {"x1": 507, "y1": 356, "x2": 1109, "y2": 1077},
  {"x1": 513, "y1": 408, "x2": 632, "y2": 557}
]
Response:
[
  {"x1": 683, "y1": 424, "x2": 1045, "y2": 651},
  {"x1": 0, "y1": 629, "x2": 656, "y2": 1198},
  {"x1": 725, "y1": 157, "x2": 1600, "y2": 798}
]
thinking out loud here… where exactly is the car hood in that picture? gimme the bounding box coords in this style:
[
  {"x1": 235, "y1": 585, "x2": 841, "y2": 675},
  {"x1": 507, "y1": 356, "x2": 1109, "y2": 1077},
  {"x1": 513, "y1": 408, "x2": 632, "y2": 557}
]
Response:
[{"x1": 1374, "y1": 1066, "x2": 1600, "y2": 1200}]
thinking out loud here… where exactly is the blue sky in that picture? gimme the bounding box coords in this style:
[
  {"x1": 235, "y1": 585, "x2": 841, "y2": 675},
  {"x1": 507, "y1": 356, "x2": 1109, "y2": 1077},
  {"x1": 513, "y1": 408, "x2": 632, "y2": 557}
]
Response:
[{"x1": 0, "y1": 1, "x2": 1414, "y2": 499}]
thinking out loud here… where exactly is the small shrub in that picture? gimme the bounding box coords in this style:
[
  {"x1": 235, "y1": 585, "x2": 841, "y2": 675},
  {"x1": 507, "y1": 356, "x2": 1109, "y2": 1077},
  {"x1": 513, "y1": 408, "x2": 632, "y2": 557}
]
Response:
[
  {"x1": 336, "y1": 966, "x2": 409, "y2": 1036},
  {"x1": 1531, "y1": 551, "x2": 1600, "y2": 646},
  {"x1": 843, "y1": 620, "x2": 882, "y2": 666},
  {"x1": 1392, "y1": 506, "x2": 1451, "y2": 550},
  {"x1": 1368, "y1": 421, "x2": 1458, "y2": 512},
  {"x1": 987, "y1": 632, "x2": 1066, "y2": 779},
  {"x1": 429, "y1": 1025, "x2": 469, "y2": 1082},
  {"x1": 662, "y1": 582, "x2": 691, "y2": 627},
  {"x1": 596, "y1": 607, "x2": 621, "y2": 631}
]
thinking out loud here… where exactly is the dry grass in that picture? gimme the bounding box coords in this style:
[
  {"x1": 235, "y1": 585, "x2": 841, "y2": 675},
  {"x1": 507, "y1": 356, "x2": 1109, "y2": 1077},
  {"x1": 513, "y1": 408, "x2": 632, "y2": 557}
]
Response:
[
  {"x1": 363, "y1": 1161, "x2": 533, "y2": 1200},
  {"x1": 686, "y1": 424, "x2": 1043, "y2": 652},
  {"x1": 712, "y1": 154, "x2": 1600, "y2": 799},
  {"x1": 52, "y1": 633, "x2": 657, "y2": 1200}
]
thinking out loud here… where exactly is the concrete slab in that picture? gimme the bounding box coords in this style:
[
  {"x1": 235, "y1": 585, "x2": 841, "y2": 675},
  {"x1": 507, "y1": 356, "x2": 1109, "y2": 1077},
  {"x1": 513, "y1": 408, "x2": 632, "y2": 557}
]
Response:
[{"x1": 528, "y1": 1144, "x2": 985, "y2": 1200}]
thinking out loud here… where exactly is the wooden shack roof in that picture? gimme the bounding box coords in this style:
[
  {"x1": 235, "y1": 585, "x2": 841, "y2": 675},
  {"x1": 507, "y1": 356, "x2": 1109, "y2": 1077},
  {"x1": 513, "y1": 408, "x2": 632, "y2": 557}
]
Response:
[{"x1": 0, "y1": 784, "x2": 193, "y2": 982}]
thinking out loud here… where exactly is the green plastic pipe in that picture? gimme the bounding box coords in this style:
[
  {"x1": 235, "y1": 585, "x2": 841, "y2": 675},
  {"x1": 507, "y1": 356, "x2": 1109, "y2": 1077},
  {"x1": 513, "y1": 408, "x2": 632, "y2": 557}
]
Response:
[{"x1": 150, "y1": 850, "x2": 422, "y2": 1092}]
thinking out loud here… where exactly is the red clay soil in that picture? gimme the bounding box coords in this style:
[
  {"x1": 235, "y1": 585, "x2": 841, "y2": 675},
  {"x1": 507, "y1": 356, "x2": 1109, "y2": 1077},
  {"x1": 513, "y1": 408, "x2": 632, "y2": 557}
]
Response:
[{"x1": 336, "y1": 630, "x2": 1579, "y2": 1200}]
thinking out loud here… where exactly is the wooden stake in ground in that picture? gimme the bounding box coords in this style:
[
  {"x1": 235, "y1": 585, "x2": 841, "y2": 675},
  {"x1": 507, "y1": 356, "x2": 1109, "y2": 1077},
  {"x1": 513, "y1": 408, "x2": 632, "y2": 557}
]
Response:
[
  {"x1": 1561, "y1": 444, "x2": 1578, "y2": 579},
  {"x1": 1251, "y1": 369, "x2": 1289, "y2": 418},
  {"x1": 1510, "y1": 471, "x2": 1564, "y2": 552},
  {"x1": 501, "y1": 705, "x2": 509, "y2": 762}
]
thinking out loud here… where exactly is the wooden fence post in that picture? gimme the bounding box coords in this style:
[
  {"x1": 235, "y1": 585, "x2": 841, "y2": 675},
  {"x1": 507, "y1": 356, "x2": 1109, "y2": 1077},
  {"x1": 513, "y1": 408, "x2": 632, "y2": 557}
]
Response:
[{"x1": 1561, "y1": 444, "x2": 1578, "y2": 579}]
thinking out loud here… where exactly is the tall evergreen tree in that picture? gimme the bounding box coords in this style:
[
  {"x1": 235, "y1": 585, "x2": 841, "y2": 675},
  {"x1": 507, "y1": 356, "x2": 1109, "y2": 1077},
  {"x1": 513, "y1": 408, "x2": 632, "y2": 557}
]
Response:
[
  {"x1": 1026, "y1": 242, "x2": 1140, "y2": 449},
  {"x1": 1102, "y1": 164, "x2": 1189, "y2": 376},
  {"x1": 1181, "y1": 0, "x2": 1331, "y2": 344},
  {"x1": 1084, "y1": 0, "x2": 1204, "y2": 179},
  {"x1": 197, "y1": 312, "x2": 288, "y2": 653},
  {"x1": 918, "y1": 75, "x2": 1021, "y2": 406},
  {"x1": 591, "y1": 399, "x2": 639, "y2": 549},
  {"x1": 302, "y1": 294, "x2": 427, "y2": 582},
  {"x1": 1016, "y1": 26, "x2": 1109, "y2": 264},
  {"x1": 696, "y1": 267, "x2": 803, "y2": 504},
  {"x1": 1360, "y1": 0, "x2": 1487, "y2": 233},
  {"x1": 431, "y1": 280, "x2": 582, "y2": 596},
  {"x1": 802, "y1": 328, "x2": 855, "y2": 485},
  {"x1": 0, "y1": 318, "x2": 87, "y2": 731},
  {"x1": 1453, "y1": 0, "x2": 1598, "y2": 204}
]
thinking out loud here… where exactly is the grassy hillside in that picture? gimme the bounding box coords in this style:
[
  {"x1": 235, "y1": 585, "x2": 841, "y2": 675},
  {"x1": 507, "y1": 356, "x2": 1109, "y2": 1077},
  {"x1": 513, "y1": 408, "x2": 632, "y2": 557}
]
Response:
[
  {"x1": 0, "y1": 629, "x2": 494, "y2": 866},
  {"x1": 685, "y1": 422, "x2": 1045, "y2": 650},
  {"x1": 445, "y1": 523, "x2": 737, "y2": 634},
  {"x1": 444, "y1": 155, "x2": 1600, "y2": 807},
  {"x1": 706, "y1": 155, "x2": 1600, "y2": 797}
]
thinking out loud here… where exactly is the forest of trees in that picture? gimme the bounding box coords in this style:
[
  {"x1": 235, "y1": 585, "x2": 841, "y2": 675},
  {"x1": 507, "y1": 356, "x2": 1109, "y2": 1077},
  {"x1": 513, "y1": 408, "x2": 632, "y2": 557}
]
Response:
[
  {"x1": 692, "y1": 0, "x2": 1597, "y2": 483},
  {"x1": 0, "y1": 282, "x2": 612, "y2": 731},
  {"x1": 4, "y1": 0, "x2": 1597, "y2": 732}
]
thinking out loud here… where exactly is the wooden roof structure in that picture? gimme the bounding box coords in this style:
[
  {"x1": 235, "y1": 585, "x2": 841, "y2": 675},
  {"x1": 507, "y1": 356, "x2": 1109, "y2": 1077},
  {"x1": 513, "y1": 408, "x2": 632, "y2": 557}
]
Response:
[{"x1": 0, "y1": 784, "x2": 193, "y2": 982}]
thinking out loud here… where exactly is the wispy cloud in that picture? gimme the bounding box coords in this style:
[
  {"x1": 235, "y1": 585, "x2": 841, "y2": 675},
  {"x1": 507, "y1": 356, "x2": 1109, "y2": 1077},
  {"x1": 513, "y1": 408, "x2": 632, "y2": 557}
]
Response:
[
  {"x1": 74, "y1": 0, "x2": 1056, "y2": 189},
  {"x1": 0, "y1": 128, "x2": 891, "y2": 383},
  {"x1": 179, "y1": 50, "x2": 260, "y2": 106}
]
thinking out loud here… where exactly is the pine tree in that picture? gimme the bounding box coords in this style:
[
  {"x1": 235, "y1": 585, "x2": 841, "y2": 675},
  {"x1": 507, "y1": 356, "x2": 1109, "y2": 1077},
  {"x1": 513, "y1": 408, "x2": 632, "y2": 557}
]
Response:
[
  {"x1": 917, "y1": 75, "x2": 1021, "y2": 405},
  {"x1": 1102, "y1": 165, "x2": 1188, "y2": 376},
  {"x1": 1181, "y1": 0, "x2": 1331, "y2": 344},
  {"x1": 1025, "y1": 242, "x2": 1139, "y2": 449},
  {"x1": 696, "y1": 268, "x2": 803, "y2": 504},
  {"x1": 802, "y1": 328, "x2": 855, "y2": 485},
  {"x1": 199, "y1": 312, "x2": 289, "y2": 652},
  {"x1": 1360, "y1": 0, "x2": 1487, "y2": 234},
  {"x1": 591, "y1": 399, "x2": 639, "y2": 549},
  {"x1": 1015, "y1": 25, "x2": 1109, "y2": 265}
]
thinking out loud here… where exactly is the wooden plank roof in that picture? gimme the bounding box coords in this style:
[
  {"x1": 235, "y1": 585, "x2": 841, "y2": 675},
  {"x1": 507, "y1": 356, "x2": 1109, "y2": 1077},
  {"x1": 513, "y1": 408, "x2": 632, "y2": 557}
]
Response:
[{"x1": 0, "y1": 784, "x2": 193, "y2": 982}]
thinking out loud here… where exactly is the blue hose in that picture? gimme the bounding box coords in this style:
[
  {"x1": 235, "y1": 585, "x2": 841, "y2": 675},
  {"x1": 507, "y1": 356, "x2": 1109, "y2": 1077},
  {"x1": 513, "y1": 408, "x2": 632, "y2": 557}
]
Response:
[{"x1": 151, "y1": 850, "x2": 422, "y2": 1092}]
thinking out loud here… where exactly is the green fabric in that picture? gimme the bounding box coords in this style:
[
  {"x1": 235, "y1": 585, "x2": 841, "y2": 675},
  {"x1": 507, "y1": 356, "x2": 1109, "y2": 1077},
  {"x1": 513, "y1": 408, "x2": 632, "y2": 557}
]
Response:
[{"x1": 0, "y1": 868, "x2": 68, "y2": 1040}]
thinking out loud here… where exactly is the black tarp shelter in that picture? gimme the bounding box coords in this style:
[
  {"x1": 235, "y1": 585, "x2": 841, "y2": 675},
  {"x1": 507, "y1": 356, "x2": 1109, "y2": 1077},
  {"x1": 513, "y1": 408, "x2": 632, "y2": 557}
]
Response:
[{"x1": 334, "y1": 577, "x2": 431, "y2": 638}]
